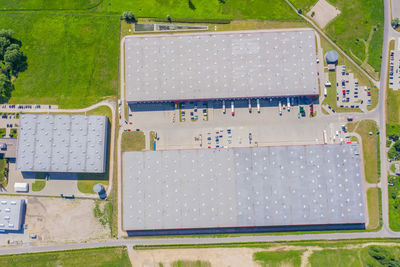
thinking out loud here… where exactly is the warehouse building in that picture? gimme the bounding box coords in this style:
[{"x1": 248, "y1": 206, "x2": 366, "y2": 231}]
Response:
[
  {"x1": 125, "y1": 29, "x2": 319, "y2": 103},
  {"x1": 123, "y1": 144, "x2": 366, "y2": 235},
  {"x1": 0, "y1": 199, "x2": 25, "y2": 232},
  {"x1": 16, "y1": 114, "x2": 108, "y2": 173}
]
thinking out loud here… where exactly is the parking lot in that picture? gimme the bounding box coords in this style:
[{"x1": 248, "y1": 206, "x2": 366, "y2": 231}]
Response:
[
  {"x1": 128, "y1": 98, "x2": 351, "y2": 150},
  {"x1": 335, "y1": 65, "x2": 371, "y2": 109},
  {"x1": 389, "y1": 50, "x2": 400, "y2": 90}
]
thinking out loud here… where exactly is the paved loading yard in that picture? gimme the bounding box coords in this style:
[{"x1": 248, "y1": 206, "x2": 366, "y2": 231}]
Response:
[{"x1": 128, "y1": 99, "x2": 349, "y2": 150}]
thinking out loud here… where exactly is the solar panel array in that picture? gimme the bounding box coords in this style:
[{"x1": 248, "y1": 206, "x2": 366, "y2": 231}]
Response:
[
  {"x1": 123, "y1": 144, "x2": 365, "y2": 231},
  {"x1": 125, "y1": 29, "x2": 318, "y2": 102},
  {"x1": 17, "y1": 114, "x2": 108, "y2": 173}
]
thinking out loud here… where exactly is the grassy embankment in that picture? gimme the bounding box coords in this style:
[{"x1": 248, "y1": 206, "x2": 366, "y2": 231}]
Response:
[{"x1": 346, "y1": 120, "x2": 380, "y2": 184}]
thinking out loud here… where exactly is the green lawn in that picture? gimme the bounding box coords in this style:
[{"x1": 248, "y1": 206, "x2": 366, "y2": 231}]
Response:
[
  {"x1": 309, "y1": 245, "x2": 400, "y2": 267},
  {"x1": 0, "y1": 246, "x2": 131, "y2": 267},
  {"x1": 324, "y1": 0, "x2": 384, "y2": 76},
  {"x1": 253, "y1": 250, "x2": 302, "y2": 267},
  {"x1": 387, "y1": 89, "x2": 400, "y2": 125},
  {"x1": 0, "y1": 158, "x2": 7, "y2": 188},
  {"x1": 366, "y1": 187, "x2": 381, "y2": 230},
  {"x1": 289, "y1": 0, "x2": 318, "y2": 11},
  {"x1": 2, "y1": 13, "x2": 119, "y2": 108},
  {"x1": 0, "y1": 0, "x2": 101, "y2": 10},
  {"x1": 122, "y1": 131, "x2": 145, "y2": 152},
  {"x1": 32, "y1": 177, "x2": 46, "y2": 192},
  {"x1": 346, "y1": 120, "x2": 380, "y2": 183},
  {"x1": 388, "y1": 174, "x2": 400, "y2": 231},
  {"x1": 108, "y1": 0, "x2": 301, "y2": 21}
]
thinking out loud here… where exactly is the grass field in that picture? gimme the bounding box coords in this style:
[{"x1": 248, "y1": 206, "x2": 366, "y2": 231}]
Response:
[
  {"x1": 346, "y1": 120, "x2": 380, "y2": 183},
  {"x1": 253, "y1": 250, "x2": 302, "y2": 267},
  {"x1": 289, "y1": 0, "x2": 318, "y2": 11},
  {"x1": 366, "y1": 187, "x2": 381, "y2": 230},
  {"x1": 0, "y1": 246, "x2": 131, "y2": 267},
  {"x1": 324, "y1": 0, "x2": 384, "y2": 76},
  {"x1": 107, "y1": 0, "x2": 301, "y2": 21},
  {"x1": 0, "y1": 0, "x2": 102, "y2": 10},
  {"x1": 1, "y1": 13, "x2": 119, "y2": 108},
  {"x1": 122, "y1": 131, "x2": 145, "y2": 152},
  {"x1": 149, "y1": 130, "x2": 156, "y2": 151},
  {"x1": 388, "y1": 174, "x2": 400, "y2": 231},
  {"x1": 309, "y1": 245, "x2": 400, "y2": 267},
  {"x1": 0, "y1": 158, "x2": 7, "y2": 187}
]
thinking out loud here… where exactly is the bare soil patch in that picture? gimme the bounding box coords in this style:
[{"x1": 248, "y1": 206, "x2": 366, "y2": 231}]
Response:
[{"x1": 307, "y1": 0, "x2": 341, "y2": 29}]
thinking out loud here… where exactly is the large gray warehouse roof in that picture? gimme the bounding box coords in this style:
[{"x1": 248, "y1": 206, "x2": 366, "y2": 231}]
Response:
[
  {"x1": 0, "y1": 199, "x2": 25, "y2": 231},
  {"x1": 123, "y1": 144, "x2": 365, "y2": 231},
  {"x1": 16, "y1": 114, "x2": 108, "y2": 173},
  {"x1": 125, "y1": 29, "x2": 319, "y2": 102}
]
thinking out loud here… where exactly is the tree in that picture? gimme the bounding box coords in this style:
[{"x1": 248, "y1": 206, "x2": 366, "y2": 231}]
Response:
[
  {"x1": 0, "y1": 73, "x2": 12, "y2": 101},
  {"x1": 122, "y1": 11, "x2": 136, "y2": 23},
  {"x1": 0, "y1": 37, "x2": 10, "y2": 59},
  {"x1": 0, "y1": 29, "x2": 13, "y2": 39},
  {"x1": 392, "y1": 18, "x2": 400, "y2": 28},
  {"x1": 4, "y1": 46, "x2": 23, "y2": 66}
]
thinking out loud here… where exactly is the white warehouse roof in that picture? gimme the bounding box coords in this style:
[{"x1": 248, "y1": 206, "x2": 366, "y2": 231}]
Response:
[
  {"x1": 125, "y1": 29, "x2": 319, "y2": 102},
  {"x1": 0, "y1": 199, "x2": 25, "y2": 231},
  {"x1": 16, "y1": 114, "x2": 108, "y2": 173},
  {"x1": 123, "y1": 144, "x2": 365, "y2": 232}
]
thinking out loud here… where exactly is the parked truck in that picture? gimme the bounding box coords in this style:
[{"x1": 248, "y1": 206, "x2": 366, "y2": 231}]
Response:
[
  {"x1": 231, "y1": 101, "x2": 235, "y2": 116},
  {"x1": 278, "y1": 101, "x2": 282, "y2": 116},
  {"x1": 256, "y1": 99, "x2": 260, "y2": 113},
  {"x1": 222, "y1": 100, "x2": 226, "y2": 114},
  {"x1": 14, "y1": 183, "x2": 29, "y2": 193},
  {"x1": 248, "y1": 99, "x2": 252, "y2": 113},
  {"x1": 287, "y1": 97, "x2": 290, "y2": 112}
]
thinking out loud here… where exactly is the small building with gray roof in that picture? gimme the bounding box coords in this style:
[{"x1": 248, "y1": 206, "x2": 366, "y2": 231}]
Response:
[
  {"x1": 16, "y1": 114, "x2": 108, "y2": 173},
  {"x1": 0, "y1": 198, "x2": 25, "y2": 231},
  {"x1": 125, "y1": 29, "x2": 319, "y2": 103},
  {"x1": 122, "y1": 144, "x2": 366, "y2": 235}
]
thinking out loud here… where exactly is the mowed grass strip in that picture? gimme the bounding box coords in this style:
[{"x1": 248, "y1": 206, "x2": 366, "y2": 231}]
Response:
[
  {"x1": 366, "y1": 187, "x2": 381, "y2": 230},
  {"x1": 1, "y1": 13, "x2": 119, "y2": 108},
  {"x1": 0, "y1": 246, "x2": 131, "y2": 267},
  {"x1": 122, "y1": 131, "x2": 145, "y2": 152},
  {"x1": 324, "y1": 0, "x2": 384, "y2": 75},
  {"x1": 346, "y1": 120, "x2": 380, "y2": 183},
  {"x1": 253, "y1": 250, "x2": 302, "y2": 267},
  {"x1": 0, "y1": 0, "x2": 101, "y2": 10},
  {"x1": 107, "y1": 0, "x2": 300, "y2": 20},
  {"x1": 288, "y1": 0, "x2": 318, "y2": 11}
]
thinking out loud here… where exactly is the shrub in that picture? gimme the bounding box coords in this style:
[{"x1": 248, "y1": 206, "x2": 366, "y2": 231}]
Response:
[{"x1": 122, "y1": 11, "x2": 136, "y2": 23}]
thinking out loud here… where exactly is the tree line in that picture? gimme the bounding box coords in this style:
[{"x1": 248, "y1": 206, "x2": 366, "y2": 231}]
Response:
[{"x1": 0, "y1": 29, "x2": 27, "y2": 103}]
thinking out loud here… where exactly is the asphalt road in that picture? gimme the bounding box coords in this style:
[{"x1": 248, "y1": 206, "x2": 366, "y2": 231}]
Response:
[{"x1": 0, "y1": 0, "x2": 398, "y2": 257}]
